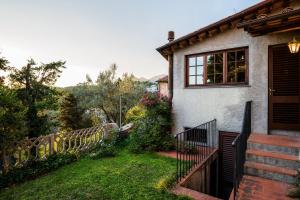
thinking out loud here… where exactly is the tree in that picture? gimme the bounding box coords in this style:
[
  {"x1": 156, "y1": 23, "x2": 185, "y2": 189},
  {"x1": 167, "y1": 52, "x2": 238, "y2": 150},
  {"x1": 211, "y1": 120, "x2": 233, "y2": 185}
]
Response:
[
  {"x1": 59, "y1": 93, "x2": 83, "y2": 130},
  {"x1": 64, "y1": 64, "x2": 146, "y2": 126},
  {"x1": 0, "y1": 56, "x2": 9, "y2": 85},
  {"x1": 0, "y1": 86, "x2": 26, "y2": 150},
  {"x1": 9, "y1": 59, "x2": 66, "y2": 138},
  {"x1": 95, "y1": 64, "x2": 145, "y2": 125}
]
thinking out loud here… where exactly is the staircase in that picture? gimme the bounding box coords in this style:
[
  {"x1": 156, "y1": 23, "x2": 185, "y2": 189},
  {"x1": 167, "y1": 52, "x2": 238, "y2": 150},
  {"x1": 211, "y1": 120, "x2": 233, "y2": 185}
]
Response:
[{"x1": 245, "y1": 133, "x2": 299, "y2": 184}]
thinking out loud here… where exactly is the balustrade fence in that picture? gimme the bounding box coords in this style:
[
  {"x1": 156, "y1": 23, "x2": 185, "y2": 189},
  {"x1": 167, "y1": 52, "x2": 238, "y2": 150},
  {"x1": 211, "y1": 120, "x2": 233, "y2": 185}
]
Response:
[{"x1": 0, "y1": 124, "x2": 113, "y2": 174}]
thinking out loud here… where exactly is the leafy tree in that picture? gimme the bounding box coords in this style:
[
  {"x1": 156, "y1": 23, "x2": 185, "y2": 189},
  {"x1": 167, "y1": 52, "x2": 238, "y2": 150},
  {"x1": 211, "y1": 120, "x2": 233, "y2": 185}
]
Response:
[
  {"x1": 9, "y1": 59, "x2": 66, "y2": 138},
  {"x1": 0, "y1": 86, "x2": 26, "y2": 151},
  {"x1": 0, "y1": 56, "x2": 9, "y2": 85},
  {"x1": 95, "y1": 64, "x2": 146, "y2": 125},
  {"x1": 59, "y1": 93, "x2": 83, "y2": 130},
  {"x1": 65, "y1": 64, "x2": 146, "y2": 126}
]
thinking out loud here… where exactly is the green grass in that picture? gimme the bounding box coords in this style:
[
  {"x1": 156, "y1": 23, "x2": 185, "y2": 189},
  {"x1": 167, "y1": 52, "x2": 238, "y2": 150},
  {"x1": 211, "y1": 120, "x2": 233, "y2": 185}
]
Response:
[{"x1": 0, "y1": 150, "x2": 189, "y2": 200}]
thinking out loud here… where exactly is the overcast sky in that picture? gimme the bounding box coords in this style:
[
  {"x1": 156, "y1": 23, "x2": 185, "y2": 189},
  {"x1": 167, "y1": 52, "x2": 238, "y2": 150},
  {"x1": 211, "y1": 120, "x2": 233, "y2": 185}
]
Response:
[{"x1": 0, "y1": 0, "x2": 260, "y2": 87}]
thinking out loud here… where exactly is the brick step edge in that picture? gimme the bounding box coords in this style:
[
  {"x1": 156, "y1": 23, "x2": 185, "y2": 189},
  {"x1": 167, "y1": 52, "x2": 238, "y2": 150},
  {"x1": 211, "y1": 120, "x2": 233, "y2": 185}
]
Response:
[
  {"x1": 245, "y1": 161, "x2": 298, "y2": 176},
  {"x1": 246, "y1": 149, "x2": 299, "y2": 161}
]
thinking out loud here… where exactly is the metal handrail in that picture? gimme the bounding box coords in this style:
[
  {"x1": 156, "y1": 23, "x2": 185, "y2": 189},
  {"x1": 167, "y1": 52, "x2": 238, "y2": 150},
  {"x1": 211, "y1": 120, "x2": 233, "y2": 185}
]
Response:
[{"x1": 232, "y1": 101, "x2": 252, "y2": 200}]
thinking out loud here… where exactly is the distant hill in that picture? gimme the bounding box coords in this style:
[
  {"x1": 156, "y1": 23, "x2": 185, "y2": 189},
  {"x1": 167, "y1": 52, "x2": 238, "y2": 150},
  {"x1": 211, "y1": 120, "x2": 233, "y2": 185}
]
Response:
[{"x1": 135, "y1": 74, "x2": 166, "y2": 83}]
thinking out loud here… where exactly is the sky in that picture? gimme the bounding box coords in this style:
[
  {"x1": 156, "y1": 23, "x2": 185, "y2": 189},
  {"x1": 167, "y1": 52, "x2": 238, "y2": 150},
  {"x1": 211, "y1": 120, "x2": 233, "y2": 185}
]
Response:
[{"x1": 0, "y1": 0, "x2": 260, "y2": 87}]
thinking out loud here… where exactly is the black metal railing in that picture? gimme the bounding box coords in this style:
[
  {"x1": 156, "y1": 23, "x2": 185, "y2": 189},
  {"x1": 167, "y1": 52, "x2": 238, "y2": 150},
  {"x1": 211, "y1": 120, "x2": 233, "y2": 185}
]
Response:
[
  {"x1": 175, "y1": 119, "x2": 217, "y2": 183},
  {"x1": 232, "y1": 101, "x2": 252, "y2": 200}
]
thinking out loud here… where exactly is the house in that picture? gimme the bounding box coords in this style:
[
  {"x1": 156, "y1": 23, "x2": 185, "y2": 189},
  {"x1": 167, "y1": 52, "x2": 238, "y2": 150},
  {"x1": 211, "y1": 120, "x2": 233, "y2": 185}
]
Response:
[
  {"x1": 145, "y1": 83, "x2": 158, "y2": 93},
  {"x1": 156, "y1": 75, "x2": 169, "y2": 97},
  {"x1": 157, "y1": 0, "x2": 300, "y2": 199}
]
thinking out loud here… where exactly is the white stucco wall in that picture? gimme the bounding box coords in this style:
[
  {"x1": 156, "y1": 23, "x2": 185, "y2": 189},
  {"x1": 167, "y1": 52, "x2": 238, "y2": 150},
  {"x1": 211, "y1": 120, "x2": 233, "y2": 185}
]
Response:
[{"x1": 172, "y1": 28, "x2": 300, "y2": 135}]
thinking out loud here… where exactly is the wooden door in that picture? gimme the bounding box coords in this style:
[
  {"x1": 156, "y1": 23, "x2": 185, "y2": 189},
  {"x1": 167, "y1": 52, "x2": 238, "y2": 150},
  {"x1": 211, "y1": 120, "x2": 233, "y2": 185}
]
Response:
[
  {"x1": 219, "y1": 131, "x2": 238, "y2": 184},
  {"x1": 269, "y1": 44, "x2": 300, "y2": 131}
]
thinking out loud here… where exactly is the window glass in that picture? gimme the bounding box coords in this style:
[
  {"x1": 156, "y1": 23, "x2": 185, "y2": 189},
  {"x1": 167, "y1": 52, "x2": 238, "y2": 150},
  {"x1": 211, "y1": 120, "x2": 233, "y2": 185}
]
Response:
[
  {"x1": 237, "y1": 51, "x2": 245, "y2": 61},
  {"x1": 196, "y1": 56, "x2": 204, "y2": 66},
  {"x1": 197, "y1": 66, "x2": 203, "y2": 75},
  {"x1": 215, "y1": 64, "x2": 223, "y2": 73},
  {"x1": 207, "y1": 75, "x2": 214, "y2": 84},
  {"x1": 189, "y1": 57, "x2": 196, "y2": 66},
  {"x1": 227, "y1": 50, "x2": 246, "y2": 83},
  {"x1": 207, "y1": 55, "x2": 214, "y2": 64},
  {"x1": 227, "y1": 52, "x2": 235, "y2": 62},
  {"x1": 189, "y1": 66, "x2": 196, "y2": 75},
  {"x1": 196, "y1": 75, "x2": 204, "y2": 84},
  {"x1": 189, "y1": 76, "x2": 196, "y2": 85},
  {"x1": 215, "y1": 53, "x2": 223, "y2": 63},
  {"x1": 215, "y1": 74, "x2": 223, "y2": 83}
]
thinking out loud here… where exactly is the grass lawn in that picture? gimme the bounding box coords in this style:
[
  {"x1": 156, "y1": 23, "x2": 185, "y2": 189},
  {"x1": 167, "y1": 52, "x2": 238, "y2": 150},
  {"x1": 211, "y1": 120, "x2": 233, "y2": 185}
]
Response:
[{"x1": 0, "y1": 150, "x2": 189, "y2": 200}]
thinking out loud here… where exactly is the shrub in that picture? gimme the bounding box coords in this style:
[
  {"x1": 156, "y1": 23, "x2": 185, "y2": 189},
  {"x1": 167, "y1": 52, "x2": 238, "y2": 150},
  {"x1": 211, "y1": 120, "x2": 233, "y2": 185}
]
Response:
[
  {"x1": 88, "y1": 129, "x2": 119, "y2": 159},
  {"x1": 125, "y1": 105, "x2": 146, "y2": 123},
  {"x1": 0, "y1": 152, "x2": 78, "y2": 189},
  {"x1": 177, "y1": 141, "x2": 198, "y2": 154},
  {"x1": 89, "y1": 144, "x2": 117, "y2": 159},
  {"x1": 128, "y1": 93, "x2": 174, "y2": 153}
]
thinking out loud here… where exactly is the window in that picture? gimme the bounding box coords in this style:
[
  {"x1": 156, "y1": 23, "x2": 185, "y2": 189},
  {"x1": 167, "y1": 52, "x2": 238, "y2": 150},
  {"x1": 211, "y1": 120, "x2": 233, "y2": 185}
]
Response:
[
  {"x1": 227, "y1": 50, "x2": 246, "y2": 83},
  {"x1": 207, "y1": 53, "x2": 223, "y2": 84},
  {"x1": 187, "y1": 56, "x2": 204, "y2": 85},
  {"x1": 186, "y1": 47, "x2": 248, "y2": 86},
  {"x1": 184, "y1": 127, "x2": 207, "y2": 143}
]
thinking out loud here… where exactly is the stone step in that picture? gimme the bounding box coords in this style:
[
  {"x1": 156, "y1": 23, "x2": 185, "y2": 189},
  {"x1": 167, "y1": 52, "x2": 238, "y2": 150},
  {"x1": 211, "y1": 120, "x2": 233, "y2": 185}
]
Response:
[
  {"x1": 246, "y1": 149, "x2": 300, "y2": 170},
  {"x1": 244, "y1": 161, "x2": 298, "y2": 184},
  {"x1": 247, "y1": 133, "x2": 300, "y2": 156}
]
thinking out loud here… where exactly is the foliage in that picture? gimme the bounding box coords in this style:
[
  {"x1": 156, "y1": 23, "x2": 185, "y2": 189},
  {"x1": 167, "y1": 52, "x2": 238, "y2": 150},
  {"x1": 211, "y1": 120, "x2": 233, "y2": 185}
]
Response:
[
  {"x1": 0, "y1": 150, "x2": 190, "y2": 200},
  {"x1": 0, "y1": 56, "x2": 9, "y2": 85},
  {"x1": 9, "y1": 58, "x2": 66, "y2": 138},
  {"x1": 88, "y1": 128, "x2": 119, "y2": 159},
  {"x1": 129, "y1": 93, "x2": 174, "y2": 153},
  {"x1": 64, "y1": 64, "x2": 146, "y2": 125},
  {"x1": 89, "y1": 144, "x2": 117, "y2": 159},
  {"x1": 155, "y1": 173, "x2": 177, "y2": 191},
  {"x1": 0, "y1": 152, "x2": 77, "y2": 189},
  {"x1": 0, "y1": 86, "x2": 26, "y2": 150},
  {"x1": 176, "y1": 141, "x2": 198, "y2": 154},
  {"x1": 125, "y1": 105, "x2": 146, "y2": 123},
  {"x1": 59, "y1": 93, "x2": 83, "y2": 130}
]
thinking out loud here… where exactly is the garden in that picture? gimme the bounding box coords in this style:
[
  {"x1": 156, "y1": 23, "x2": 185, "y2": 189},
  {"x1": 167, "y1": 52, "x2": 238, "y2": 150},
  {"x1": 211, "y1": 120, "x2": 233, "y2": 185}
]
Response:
[
  {"x1": 0, "y1": 85, "x2": 185, "y2": 199},
  {"x1": 0, "y1": 149, "x2": 189, "y2": 200}
]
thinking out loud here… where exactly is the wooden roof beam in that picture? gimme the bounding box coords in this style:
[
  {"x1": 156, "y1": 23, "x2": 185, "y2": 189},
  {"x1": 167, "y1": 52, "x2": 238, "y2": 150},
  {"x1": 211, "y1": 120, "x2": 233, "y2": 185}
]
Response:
[
  {"x1": 162, "y1": 48, "x2": 172, "y2": 55},
  {"x1": 197, "y1": 32, "x2": 207, "y2": 41},
  {"x1": 179, "y1": 40, "x2": 188, "y2": 48},
  {"x1": 219, "y1": 24, "x2": 230, "y2": 32},
  {"x1": 188, "y1": 36, "x2": 198, "y2": 45},
  {"x1": 170, "y1": 44, "x2": 179, "y2": 51}
]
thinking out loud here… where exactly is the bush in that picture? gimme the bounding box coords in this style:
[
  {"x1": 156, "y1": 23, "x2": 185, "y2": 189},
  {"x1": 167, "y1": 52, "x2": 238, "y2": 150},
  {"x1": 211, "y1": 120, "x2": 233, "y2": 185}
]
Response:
[
  {"x1": 89, "y1": 144, "x2": 117, "y2": 159},
  {"x1": 125, "y1": 105, "x2": 146, "y2": 123},
  {"x1": 128, "y1": 93, "x2": 174, "y2": 153},
  {"x1": 88, "y1": 129, "x2": 119, "y2": 159},
  {"x1": 177, "y1": 141, "x2": 198, "y2": 154},
  {"x1": 0, "y1": 152, "x2": 78, "y2": 189}
]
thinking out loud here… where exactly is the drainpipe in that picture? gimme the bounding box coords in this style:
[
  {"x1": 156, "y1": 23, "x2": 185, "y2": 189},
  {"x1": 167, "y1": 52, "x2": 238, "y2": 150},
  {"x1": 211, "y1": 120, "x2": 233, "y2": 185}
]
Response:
[{"x1": 168, "y1": 31, "x2": 174, "y2": 100}]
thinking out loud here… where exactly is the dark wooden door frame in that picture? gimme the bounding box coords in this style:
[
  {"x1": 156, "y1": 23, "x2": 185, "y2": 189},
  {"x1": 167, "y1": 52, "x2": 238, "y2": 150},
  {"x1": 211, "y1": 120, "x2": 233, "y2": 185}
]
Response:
[{"x1": 268, "y1": 43, "x2": 300, "y2": 133}]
